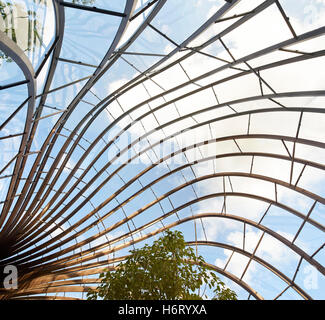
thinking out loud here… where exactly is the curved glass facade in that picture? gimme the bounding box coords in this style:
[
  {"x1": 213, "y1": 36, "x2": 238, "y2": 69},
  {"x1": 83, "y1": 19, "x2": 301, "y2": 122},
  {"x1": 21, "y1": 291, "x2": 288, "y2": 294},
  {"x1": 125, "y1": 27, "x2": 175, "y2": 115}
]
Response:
[
  {"x1": 0, "y1": 0, "x2": 56, "y2": 69},
  {"x1": 0, "y1": 0, "x2": 324, "y2": 300}
]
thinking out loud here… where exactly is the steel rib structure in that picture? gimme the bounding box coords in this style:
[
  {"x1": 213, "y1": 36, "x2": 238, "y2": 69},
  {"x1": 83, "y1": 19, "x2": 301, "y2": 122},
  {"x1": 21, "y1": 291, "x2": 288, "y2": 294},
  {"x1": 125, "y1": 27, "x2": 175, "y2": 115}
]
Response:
[{"x1": 0, "y1": 0, "x2": 324, "y2": 299}]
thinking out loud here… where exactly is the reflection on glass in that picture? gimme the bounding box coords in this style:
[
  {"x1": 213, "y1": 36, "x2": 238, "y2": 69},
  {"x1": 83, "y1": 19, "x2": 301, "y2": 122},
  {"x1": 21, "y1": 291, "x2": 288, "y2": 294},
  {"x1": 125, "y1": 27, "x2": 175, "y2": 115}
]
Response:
[
  {"x1": 0, "y1": 0, "x2": 56, "y2": 68},
  {"x1": 0, "y1": 49, "x2": 25, "y2": 85},
  {"x1": 72, "y1": 0, "x2": 95, "y2": 4},
  {"x1": 67, "y1": 0, "x2": 127, "y2": 12},
  {"x1": 0, "y1": 1, "x2": 97, "y2": 68}
]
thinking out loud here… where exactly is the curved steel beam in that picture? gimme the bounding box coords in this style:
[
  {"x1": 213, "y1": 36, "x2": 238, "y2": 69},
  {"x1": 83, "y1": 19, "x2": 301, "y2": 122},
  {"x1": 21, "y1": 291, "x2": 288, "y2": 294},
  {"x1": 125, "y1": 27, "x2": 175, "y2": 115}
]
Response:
[
  {"x1": 187, "y1": 241, "x2": 312, "y2": 300},
  {"x1": 9, "y1": 124, "x2": 324, "y2": 256},
  {"x1": 5, "y1": 237, "x2": 312, "y2": 300},
  {"x1": 9, "y1": 19, "x2": 325, "y2": 238},
  {"x1": 4, "y1": 260, "x2": 263, "y2": 301},
  {"x1": 4, "y1": 254, "x2": 264, "y2": 302},
  {"x1": 0, "y1": 0, "x2": 324, "y2": 301},
  {"x1": 12, "y1": 96, "x2": 325, "y2": 240},
  {"x1": 5, "y1": 0, "x2": 160, "y2": 237},
  {"x1": 6, "y1": 0, "x2": 253, "y2": 230},
  {"x1": 0, "y1": 0, "x2": 64, "y2": 237},
  {"x1": 0, "y1": 31, "x2": 36, "y2": 230},
  {"x1": 66, "y1": 211, "x2": 323, "y2": 277},
  {"x1": 9, "y1": 142, "x2": 324, "y2": 259},
  {"x1": 16, "y1": 211, "x2": 320, "y2": 302},
  {"x1": 14, "y1": 186, "x2": 324, "y2": 278},
  {"x1": 94, "y1": 25, "x2": 325, "y2": 115},
  {"x1": 2, "y1": 0, "x2": 137, "y2": 237}
]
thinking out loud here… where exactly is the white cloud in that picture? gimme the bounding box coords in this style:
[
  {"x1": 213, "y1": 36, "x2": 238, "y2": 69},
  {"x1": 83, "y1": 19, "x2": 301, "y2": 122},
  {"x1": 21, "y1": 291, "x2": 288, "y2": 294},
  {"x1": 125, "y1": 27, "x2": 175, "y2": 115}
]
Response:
[
  {"x1": 89, "y1": 3, "x2": 325, "y2": 253},
  {"x1": 215, "y1": 228, "x2": 307, "y2": 283}
]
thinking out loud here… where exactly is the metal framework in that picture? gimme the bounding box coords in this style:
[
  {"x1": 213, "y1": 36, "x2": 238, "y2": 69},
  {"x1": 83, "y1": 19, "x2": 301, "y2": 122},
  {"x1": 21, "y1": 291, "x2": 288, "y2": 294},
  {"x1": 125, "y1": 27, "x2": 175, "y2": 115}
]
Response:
[{"x1": 0, "y1": 0, "x2": 324, "y2": 300}]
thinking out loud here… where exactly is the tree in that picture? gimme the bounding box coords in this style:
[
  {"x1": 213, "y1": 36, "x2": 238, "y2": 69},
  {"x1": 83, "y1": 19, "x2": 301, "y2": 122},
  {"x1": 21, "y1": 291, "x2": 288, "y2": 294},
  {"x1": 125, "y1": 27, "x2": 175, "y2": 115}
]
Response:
[{"x1": 87, "y1": 230, "x2": 237, "y2": 300}]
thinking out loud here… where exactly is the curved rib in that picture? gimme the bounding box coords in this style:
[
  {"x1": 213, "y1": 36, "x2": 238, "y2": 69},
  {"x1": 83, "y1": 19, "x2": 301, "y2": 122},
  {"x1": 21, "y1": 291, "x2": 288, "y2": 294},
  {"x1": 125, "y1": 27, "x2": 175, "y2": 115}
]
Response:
[{"x1": 0, "y1": 31, "x2": 36, "y2": 230}]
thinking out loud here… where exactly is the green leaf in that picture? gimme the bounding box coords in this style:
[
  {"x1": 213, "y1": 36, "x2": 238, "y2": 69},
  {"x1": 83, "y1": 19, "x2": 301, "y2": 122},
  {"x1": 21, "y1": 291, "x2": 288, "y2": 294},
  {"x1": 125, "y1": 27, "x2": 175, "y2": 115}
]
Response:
[{"x1": 86, "y1": 230, "x2": 237, "y2": 301}]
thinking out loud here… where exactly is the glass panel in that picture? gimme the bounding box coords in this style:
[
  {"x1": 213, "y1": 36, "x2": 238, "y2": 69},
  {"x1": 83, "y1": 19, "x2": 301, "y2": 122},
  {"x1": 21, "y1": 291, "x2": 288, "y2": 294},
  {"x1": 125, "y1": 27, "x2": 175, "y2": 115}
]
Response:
[
  {"x1": 63, "y1": 0, "x2": 126, "y2": 13},
  {"x1": 0, "y1": 49, "x2": 25, "y2": 86},
  {"x1": 60, "y1": 7, "x2": 122, "y2": 66},
  {"x1": 0, "y1": 0, "x2": 56, "y2": 69},
  {"x1": 0, "y1": 0, "x2": 324, "y2": 301}
]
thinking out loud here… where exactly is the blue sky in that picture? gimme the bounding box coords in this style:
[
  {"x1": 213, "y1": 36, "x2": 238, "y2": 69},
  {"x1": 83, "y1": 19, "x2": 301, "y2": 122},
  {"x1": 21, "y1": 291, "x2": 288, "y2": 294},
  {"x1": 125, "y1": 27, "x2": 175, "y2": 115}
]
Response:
[{"x1": 0, "y1": 0, "x2": 325, "y2": 300}]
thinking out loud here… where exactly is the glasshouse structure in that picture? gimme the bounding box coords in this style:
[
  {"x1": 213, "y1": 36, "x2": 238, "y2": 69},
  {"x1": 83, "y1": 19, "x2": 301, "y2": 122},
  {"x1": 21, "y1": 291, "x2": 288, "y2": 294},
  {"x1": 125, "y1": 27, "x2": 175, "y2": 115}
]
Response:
[{"x1": 0, "y1": 0, "x2": 324, "y2": 300}]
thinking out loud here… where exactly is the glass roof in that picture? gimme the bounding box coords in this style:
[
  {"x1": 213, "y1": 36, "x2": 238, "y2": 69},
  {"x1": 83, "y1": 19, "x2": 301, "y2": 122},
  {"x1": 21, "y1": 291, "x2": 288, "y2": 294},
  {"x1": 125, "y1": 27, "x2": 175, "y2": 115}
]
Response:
[
  {"x1": 0, "y1": 0, "x2": 324, "y2": 300},
  {"x1": 0, "y1": 0, "x2": 56, "y2": 69}
]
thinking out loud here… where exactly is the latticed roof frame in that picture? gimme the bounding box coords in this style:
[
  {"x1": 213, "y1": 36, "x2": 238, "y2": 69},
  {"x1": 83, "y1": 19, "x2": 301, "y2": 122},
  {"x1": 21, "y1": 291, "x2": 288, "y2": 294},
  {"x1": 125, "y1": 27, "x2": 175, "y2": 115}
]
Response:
[{"x1": 0, "y1": 0, "x2": 324, "y2": 300}]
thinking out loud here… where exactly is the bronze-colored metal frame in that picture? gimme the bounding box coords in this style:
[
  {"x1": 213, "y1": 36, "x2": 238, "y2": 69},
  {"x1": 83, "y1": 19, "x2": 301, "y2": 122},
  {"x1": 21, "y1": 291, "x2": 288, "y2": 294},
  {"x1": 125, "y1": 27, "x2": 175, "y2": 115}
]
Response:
[{"x1": 0, "y1": 0, "x2": 324, "y2": 300}]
